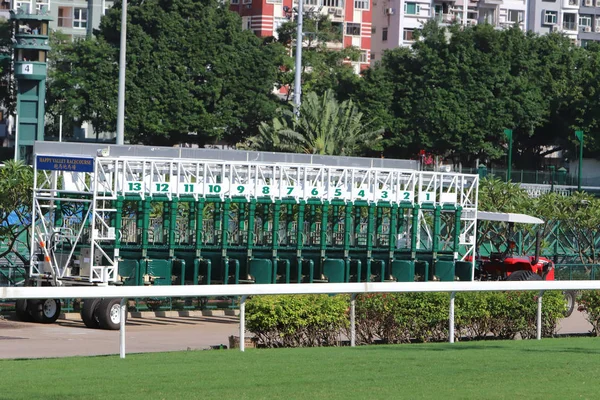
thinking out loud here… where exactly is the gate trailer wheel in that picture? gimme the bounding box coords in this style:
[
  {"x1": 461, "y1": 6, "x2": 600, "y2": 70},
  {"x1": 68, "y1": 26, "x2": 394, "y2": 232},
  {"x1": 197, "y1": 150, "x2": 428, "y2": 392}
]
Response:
[
  {"x1": 505, "y1": 270, "x2": 543, "y2": 281},
  {"x1": 81, "y1": 298, "x2": 102, "y2": 329},
  {"x1": 563, "y1": 290, "x2": 577, "y2": 317},
  {"x1": 96, "y1": 298, "x2": 126, "y2": 330},
  {"x1": 28, "y1": 299, "x2": 61, "y2": 324},
  {"x1": 15, "y1": 299, "x2": 34, "y2": 322}
]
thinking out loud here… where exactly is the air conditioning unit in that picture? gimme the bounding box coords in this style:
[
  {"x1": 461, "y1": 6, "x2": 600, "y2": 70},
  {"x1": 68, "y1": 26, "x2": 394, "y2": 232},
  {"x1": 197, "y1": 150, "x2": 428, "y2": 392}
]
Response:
[
  {"x1": 385, "y1": 7, "x2": 395, "y2": 15},
  {"x1": 552, "y1": 25, "x2": 560, "y2": 32},
  {"x1": 334, "y1": 8, "x2": 343, "y2": 16},
  {"x1": 585, "y1": 0, "x2": 593, "y2": 6},
  {"x1": 328, "y1": 7, "x2": 335, "y2": 13},
  {"x1": 596, "y1": 25, "x2": 600, "y2": 32},
  {"x1": 596, "y1": 0, "x2": 600, "y2": 6},
  {"x1": 585, "y1": 26, "x2": 592, "y2": 32}
]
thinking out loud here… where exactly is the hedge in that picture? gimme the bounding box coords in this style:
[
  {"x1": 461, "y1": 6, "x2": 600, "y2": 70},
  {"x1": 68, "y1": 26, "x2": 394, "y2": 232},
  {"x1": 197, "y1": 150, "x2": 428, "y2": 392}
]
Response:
[{"x1": 246, "y1": 291, "x2": 566, "y2": 347}]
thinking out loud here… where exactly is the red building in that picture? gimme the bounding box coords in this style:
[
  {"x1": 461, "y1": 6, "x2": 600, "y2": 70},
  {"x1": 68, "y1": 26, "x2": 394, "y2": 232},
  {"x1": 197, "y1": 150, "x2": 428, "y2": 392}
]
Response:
[{"x1": 229, "y1": 0, "x2": 371, "y2": 73}]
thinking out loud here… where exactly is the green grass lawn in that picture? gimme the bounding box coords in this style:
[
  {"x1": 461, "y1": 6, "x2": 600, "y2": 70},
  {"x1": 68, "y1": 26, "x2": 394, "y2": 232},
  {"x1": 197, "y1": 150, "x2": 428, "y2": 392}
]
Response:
[{"x1": 1, "y1": 338, "x2": 599, "y2": 400}]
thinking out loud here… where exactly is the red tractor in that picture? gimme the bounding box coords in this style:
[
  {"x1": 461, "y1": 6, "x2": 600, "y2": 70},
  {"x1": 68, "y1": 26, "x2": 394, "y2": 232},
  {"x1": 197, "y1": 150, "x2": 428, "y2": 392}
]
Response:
[{"x1": 474, "y1": 211, "x2": 574, "y2": 316}]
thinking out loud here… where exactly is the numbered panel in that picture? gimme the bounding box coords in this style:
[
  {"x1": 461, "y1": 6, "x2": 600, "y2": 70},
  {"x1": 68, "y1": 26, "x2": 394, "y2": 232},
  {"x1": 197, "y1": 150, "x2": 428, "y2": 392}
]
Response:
[
  {"x1": 352, "y1": 186, "x2": 372, "y2": 201},
  {"x1": 232, "y1": 184, "x2": 254, "y2": 196},
  {"x1": 398, "y1": 190, "x2": 413, "y2": 203},
  {"x1": 201, "y1": 182, "x2": 230, "y2": 196},
  {"x1": 125, "y1": 181, "x2": 143, "y2": 193},
  {"x1": 304, "y1": 185, "x2": 324, "y2": 198},
  {"x1": 152, "y1": 181, "x2": 171, "y2": 194},
  {"x1": 281, "y1": 185, "x2": 302, "y2": 198},
  {"x1": 418, "y1": 191, "x2": 436, "y2": 203}
]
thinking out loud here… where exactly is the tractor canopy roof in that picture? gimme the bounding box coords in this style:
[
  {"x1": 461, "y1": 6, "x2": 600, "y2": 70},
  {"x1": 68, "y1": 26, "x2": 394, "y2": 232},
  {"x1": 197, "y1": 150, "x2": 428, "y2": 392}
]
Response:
[{"x1": 476, "y1": 211, "x2": 544, "y2": 225}]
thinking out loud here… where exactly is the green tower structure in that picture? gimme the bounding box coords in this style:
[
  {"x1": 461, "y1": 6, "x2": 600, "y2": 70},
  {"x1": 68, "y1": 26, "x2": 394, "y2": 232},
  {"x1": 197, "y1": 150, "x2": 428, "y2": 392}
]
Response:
[{"x1": 10, "y1": 1, "x2": 51, "y2": 161}]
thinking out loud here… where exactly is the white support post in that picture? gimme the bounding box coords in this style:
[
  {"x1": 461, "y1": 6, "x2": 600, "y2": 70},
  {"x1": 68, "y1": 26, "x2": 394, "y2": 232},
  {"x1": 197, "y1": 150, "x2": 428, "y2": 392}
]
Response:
[
  {"x1": 449, "y1": 291, "x2": 456, "y2": 343},
  {"x1": 350, "y1": 294, "x2": 357, "y2": 347},
  {"x1": 239, "y1": 295, "x2": 248, "y2": 352},
  {"x1": 120, "y1": 298, "x2": 127, "y2": 359},
  {"x1": 537, "y1": 290, "x2": 544, "y2": 340}
]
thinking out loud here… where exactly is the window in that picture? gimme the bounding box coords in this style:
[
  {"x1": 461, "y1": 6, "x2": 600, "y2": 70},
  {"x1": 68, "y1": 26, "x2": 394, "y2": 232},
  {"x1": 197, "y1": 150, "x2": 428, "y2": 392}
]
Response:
[
  {"x1": 58, "y1": 6, "x2": 73, "y2": 28},
  {"x1": 273, "y1": 17, "x2": 287, "y2": 38},
  {"x1": 563, "y1": 13, "x2": 576, "y2": 30},
  {"x1": 404, "y1": 2, "x2": 419, "y2": 15},
  {"x1": 403, "y1": 28, "x2": 414, "y2": 41},
  {"x1": 371, "y1": 26, "x2": 376, "y2": 33},
  {"x1": 346, "y1": 23, "x2": 361, "y2": 35},
  {"x1": 580, "y1": 14, "x2": 592, "y2": 27},
  {"x1": 242, "y1": 17, "x2": 252, "y2": 30},
  {"x1": 359, "y1": 51, "x2": 368, "y2": 63},
  {"x1": 230, "y1": 0, "x2": 239, "y2": 3},
  {"x1": 323, "y1": 0, "x2": 343, "y2": 6},
  {"x1": 267, "y1": 0, "x2": 282, "y2": 3},
  {"x1": 371, "y1": 53, "x2": 375, "y2": 60},
  {"x1": 73, "y1": 8, "x2": 87, "y2": 29},
  {"x1": 382, "y1": 27, "x2": 388, "y2": 41},
  {"x1": 508, "y1": 10, "x2": 523, "y2": 23},
  {"x1": 304, "y1": 0, "x2": 319, "y2": 5},
  {"x1": 354, "y1": 0, "x2": 369, "y2": 9},
  {"x1": 544, "y1": 10, "x2": 557, "y2": 24}
]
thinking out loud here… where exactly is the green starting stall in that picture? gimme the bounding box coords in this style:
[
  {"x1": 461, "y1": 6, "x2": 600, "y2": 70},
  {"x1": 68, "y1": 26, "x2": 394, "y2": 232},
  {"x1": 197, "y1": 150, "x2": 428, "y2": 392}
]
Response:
[{"x1": 29, "y1": 144, "x2": 479, "y2": 291}]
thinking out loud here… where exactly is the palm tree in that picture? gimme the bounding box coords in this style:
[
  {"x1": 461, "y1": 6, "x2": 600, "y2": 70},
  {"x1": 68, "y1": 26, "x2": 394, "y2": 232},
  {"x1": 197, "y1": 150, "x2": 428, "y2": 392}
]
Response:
[{"x1": 247, "y1": 90, "x2": 382, "y2": 156}]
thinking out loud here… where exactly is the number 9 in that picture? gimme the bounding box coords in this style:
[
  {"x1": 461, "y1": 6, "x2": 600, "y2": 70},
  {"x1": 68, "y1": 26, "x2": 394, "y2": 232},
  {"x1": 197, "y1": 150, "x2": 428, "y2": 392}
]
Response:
[{"x1": 237, "y1": 185, "x2": 244, "y2": 193}]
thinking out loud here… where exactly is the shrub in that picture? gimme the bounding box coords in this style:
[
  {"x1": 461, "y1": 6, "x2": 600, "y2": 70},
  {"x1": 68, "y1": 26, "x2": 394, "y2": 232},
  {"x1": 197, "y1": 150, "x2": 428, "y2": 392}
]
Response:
[
  {"x1": 577, "y1": 290, "x2": 600, "y2": 336},
  {"x1": 246, "y1": 291, "x2": 566, "y2": 348},
  {"x1": 245, "y1": 295, "x2": 348, "y2": 348}
]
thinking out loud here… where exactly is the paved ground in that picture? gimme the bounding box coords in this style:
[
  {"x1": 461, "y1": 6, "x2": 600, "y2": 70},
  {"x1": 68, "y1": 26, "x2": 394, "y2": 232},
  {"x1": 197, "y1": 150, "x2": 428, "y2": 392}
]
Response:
[
  {"x1": 0, "y1": 313, "x2": 241, "y2": 359},
  {"x1": 0, "y1": 308, "x2": 594, "y2": 360}
]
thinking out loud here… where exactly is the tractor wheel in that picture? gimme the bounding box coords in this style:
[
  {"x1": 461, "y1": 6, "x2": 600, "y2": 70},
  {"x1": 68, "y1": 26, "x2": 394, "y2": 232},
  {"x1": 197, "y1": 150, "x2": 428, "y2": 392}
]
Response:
[
  {"x1": 506, "y1": 270, "x2": 543, "y2": 281},
  {"x1": 28, "y1": 299, "x2": 62, "y2": 324},
  {"x1": 15, "y1": 299, "x2": 33, "y2": 322},
  {"x1": 81, "y1": 298, "x2": 102, "y2": 329},
  {"x1": 96, "y1": 298, "x2": 126, "y2": 330},
  {"x1": 563, "y1": 290, "x2": 577, "y2": 317}
]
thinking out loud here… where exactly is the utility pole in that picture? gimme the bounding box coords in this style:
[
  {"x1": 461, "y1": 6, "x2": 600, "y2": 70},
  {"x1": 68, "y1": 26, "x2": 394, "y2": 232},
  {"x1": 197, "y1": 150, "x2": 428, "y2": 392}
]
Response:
[
  {"x1": 116, "y1": 0, "x2": 127, "y2": 145},
  {"x1": 293, "y1": 0, "x2": 303, "y2": 116},
  {"x1": 575, "y1": 130, "x2": 584, "y2": 191},
  {"x1": 504, "y1": 129, "x2": 513, "y2": 182}
]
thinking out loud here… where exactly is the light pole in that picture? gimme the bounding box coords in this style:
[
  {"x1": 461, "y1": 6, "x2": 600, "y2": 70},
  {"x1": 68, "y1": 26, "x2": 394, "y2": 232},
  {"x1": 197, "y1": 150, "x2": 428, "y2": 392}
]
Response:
[
  {"x1": 293, "y1": 0, "x2": 303, "y2": 116},
  {"x1": 504, "y1": 129, "x2": 513, "y2": 182},
  {"x1": 575, "y1": 130, "x2": 584, "y2": 191},
  {"x1": 116, "y1": 0, "x2": 128, "y2": 146}
]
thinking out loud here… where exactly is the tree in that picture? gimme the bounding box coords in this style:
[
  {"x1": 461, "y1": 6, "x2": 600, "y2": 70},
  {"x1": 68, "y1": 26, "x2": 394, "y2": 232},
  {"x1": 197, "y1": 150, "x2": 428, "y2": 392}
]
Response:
[
  {"x1": 345, "y1": 21, "x2": 591, "y2": 166},
  {"x1": 275, "y1": 13, "x2": 361, "y2": 100},
  {"x1": 47, "y1": 0, "x2": 285, "y2": 146},
  {"x1": 245, "y1": 89, "x2": 382, "y2": 156},
  {"x1": 0, "y1": 160, "x2": 34, "y2": 263}
]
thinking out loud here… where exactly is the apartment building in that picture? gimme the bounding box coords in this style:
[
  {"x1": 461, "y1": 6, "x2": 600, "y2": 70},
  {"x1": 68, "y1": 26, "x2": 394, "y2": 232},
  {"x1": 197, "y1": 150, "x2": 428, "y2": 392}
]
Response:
[
  {"x1": 371, "y1": 0, "x2": 527, "y2": 60},
  {"x1": 528, "y1": 0, "x2": 600, "y2": 45},
  {"x1": 229, "y1": 0, "x2": 372, "y2": 72},
  {"x1": 51, "y1": 0, "x2": 113, "y2": 40}
]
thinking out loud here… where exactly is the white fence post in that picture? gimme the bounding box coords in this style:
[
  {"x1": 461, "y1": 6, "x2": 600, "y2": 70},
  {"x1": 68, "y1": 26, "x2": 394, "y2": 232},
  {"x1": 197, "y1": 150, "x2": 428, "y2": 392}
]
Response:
[
  {"x1": 119, "y1": 298, "x2": 127, "y2": 359},
  {"x1": 449, "y1": 291, "x2": 456, "y2": 343},
  {"x1": 350, "y1": 293, "x2": 357, "y2": 347},
  {"x1": 240, "y1": 295, "x2": 248, "y2": 352},
  {"x1": 537, "y1": 290, "x2": 544, "y2": 340}
]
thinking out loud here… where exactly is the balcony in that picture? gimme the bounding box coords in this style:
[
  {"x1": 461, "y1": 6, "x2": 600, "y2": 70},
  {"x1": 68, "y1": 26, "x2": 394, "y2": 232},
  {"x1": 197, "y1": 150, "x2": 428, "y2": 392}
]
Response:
[{"x1": 562, "y1": 21, "x2": 577, "y2": 31}]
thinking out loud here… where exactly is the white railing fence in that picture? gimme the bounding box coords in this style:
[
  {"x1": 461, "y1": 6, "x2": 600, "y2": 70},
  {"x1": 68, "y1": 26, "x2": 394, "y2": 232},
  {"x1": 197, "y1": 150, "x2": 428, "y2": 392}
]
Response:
[{"x1": 3, "y1": 281, "x2": 600, "y2": 358}]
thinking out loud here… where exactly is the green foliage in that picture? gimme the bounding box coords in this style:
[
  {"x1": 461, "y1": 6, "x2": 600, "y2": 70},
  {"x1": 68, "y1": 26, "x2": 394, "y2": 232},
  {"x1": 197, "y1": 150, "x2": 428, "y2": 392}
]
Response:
[
  {"x1": 243, "y1": 90, "x2": 382, "y2": 156},
  {"x1": 577, "y1": 291, "x2": 600, "y2": 335},
  {"x1": 47, "y1": 0, "x2": 285, "y2": 146},
  {"x1": 353, "y1": 291, "x2": 565, "y2": 343},
  {"x1": 275, "y1": 15, "x2": 361, "y2": 100},
  {"x1": 245, "y1": 294, "x2": 349, "y2": 347},
  {"x1": 247, "y1": 291, "x2": 565, "y2": 347},
  {"x1": 344, "y1": 21, "x2": 600, "y2": 165},
  {"x1": 0, "y1": 160, "x2": 34, "y2": 262}
]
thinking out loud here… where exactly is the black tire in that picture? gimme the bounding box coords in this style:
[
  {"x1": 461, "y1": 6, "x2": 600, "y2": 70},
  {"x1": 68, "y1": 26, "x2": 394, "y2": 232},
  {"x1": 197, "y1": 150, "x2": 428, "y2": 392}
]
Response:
[
  {"x1": 563, "y1": 290, "x2": 577, "y2": 317},
  {"x1": 15, "y1": 299, "x2": 33, "y2": 322},
  {"x1": 81, "y1": 298, "x2": 102, "y2": 329},
  {"x1": 96, "y1": 298, "x2": 126, "y2": 330},
  {"x1": 28, "y1": 299, "x2": 61, "y2": 324},
  {"x1": 506, "y1": 270, "x2": 543, "y2": 281}
]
